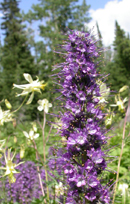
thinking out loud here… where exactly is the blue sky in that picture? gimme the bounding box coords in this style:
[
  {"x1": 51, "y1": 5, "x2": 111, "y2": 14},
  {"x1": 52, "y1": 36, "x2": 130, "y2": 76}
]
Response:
[
  {"x1": 19, "y1": 0, "x2": 112, "y2": 13},
  {"x1": 0, "y1": 0, "x2": 112, "y2": 42},
  {"x1": 0, "y1": 0, "x2": 128, "y2": 47}
]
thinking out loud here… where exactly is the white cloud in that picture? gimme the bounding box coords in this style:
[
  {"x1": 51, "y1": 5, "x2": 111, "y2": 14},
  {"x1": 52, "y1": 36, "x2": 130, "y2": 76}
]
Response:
[
  {"x1": 88, "y1": 0, "x2": 130, "y2": 46},
  {"x1": 0, "y1": 13, "x2": 3, "y2": 17}
]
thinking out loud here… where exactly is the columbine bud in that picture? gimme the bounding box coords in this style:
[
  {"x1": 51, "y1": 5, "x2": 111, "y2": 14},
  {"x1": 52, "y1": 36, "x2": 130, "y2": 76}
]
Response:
[
  {"x1": 5, "y1": 99, "x2": 12, "y2": 109},
  {"x1": 20, "y1": 145, "x2": 25, "y2": 159},
  {"x1": 31, "y1": 122, "x2": 37, "y2": 132},
  {"x1": 13, "y1": 118, "x2": 17, "y2": 128},
  {"x1": 119, "y1": 85, "x2": 129, "y2": 93},
  {"x1": 14, "y1": 136, "x2": 17, "y2": 143}
]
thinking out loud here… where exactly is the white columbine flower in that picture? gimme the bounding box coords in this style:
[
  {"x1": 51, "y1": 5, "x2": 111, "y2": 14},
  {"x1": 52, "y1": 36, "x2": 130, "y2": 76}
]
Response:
[
  {"x1": 55, "y1": 182, "x2": 66, "y2": 196},
  {"x1": 0, "y1": 106, "x2": 14, "y2": 126},
  {"x1": 13, "y1": 73, "x2": 47, "y2": 104},
  {"x1": 37, "y1": 99, "x2": 52, "y2": 113},
  {"x1": 23, "y1": 129, "x2": 39, "y2": 141},
  {"x1": 118, "y1": 183, "x2": 128, "y2": 195}
]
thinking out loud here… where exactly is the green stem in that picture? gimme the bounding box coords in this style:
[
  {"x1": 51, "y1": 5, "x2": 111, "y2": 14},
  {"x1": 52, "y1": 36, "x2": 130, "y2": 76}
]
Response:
[
  {"x1": 31, "y1": 140, "x2": 45, "y2": 168},
  {"x1": 13, "y1": 95, "x2": 28, "y2": 113},
  {"x1": 42, "y1": 110, "x2": 50, "y2": 202},
  {"x1": 33, "y1": 140, "x2": 46, "y2": 203},
  {"x1": 112, "y1": 98, "x2": 130, "y2": 204},
  {"x1": 9, "y1": 181, "x2": 13, "y2": 204},
  {"x1": 32, "y1": 140, "x2": 57, "y2": 182}
]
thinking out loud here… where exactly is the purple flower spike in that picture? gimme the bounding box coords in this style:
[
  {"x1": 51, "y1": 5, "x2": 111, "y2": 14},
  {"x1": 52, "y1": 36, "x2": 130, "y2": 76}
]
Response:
[{"x1": 50, "y1": 29, "x2": 111, "y2": 203}]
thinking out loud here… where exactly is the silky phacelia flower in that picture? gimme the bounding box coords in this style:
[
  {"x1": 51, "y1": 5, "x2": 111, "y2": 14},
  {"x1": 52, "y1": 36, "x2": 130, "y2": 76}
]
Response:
[{"x1": 49, "y1": 30, "x2": 112, "y2": 203}]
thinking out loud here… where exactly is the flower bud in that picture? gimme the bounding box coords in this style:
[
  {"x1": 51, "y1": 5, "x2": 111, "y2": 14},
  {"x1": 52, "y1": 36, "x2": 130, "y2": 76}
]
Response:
[
  {"x1": 5, "y1": 99, "x2": 12, "y2": 109},
  {"x1": 20, "y1": 145, "x2": 25, "y2": 159},
  {"x1": 119, "y1": 85, "x2": 129, "y2": 93}
]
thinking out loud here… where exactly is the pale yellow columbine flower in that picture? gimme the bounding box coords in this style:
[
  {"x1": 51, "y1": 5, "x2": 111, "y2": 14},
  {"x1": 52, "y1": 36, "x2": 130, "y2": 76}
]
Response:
[
  {"x1": 110, "y1": 94, "x2": 127, "y2": 112},
  {"x1": 23, "y1": 129, "x2": 39, "y2": 141},
  {"x1": 61, "y1": 137, "x2": 67, "y2": 146},
  {"x1": 0, "y1": 148, "x2": 24, "y2": 183},
  {"x1": 52, "y1": 117, "x2": 62, "y2": 130},
  {"x1": 37, "y1": 99, "x2": 52, "y2": 113},
  {"x1": 0, "y1": 106, "x2": 14, "y2": 126},
  {"x1": 105, "y1": 108, "x2": 115, "y2": 128},
  {"x1": 96, "y1": 79, "x2": 110, "y2": 104},
  {"x1": 13, "y1": 73, "x2": 47, "y2": 104},
  {"x1": 55, "y1": 182, "x2": 67, "y2": 196}
]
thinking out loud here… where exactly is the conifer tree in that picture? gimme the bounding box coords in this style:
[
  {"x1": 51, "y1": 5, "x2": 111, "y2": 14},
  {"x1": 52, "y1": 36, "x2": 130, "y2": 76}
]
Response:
[
  {"x1": 96, "y1": 22, "x2": 103, "y2": 47},
  {"x1": 0, "y1": 0, "x2": 36, "y2": 117},
  {"x1": 95, "y1": 22, "x2": 105, "y2": 75},
  {"x1": 105, "y1": 21, "x2": 130, "y2": 92},
  {"x1": 23, "y1": 0, "x2": 91, "y2": 109}
]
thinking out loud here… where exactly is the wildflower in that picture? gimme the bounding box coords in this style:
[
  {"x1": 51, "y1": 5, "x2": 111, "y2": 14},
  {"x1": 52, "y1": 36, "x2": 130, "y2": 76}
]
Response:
[
  {"x1": 31, "y1": 122, "x2": 37, "y2": 132},
  {"x1": 55, "y1": 182, "x2": 64, "y2": 196},
  {"x1": 37, "y1": 99, "x2": 52, "y2": 113},
  {"x1": 119, "y1": 85, "x2": 129, "y2": 93},
  {"x1": 50, "y1": 30, "x2": 111, "y2": 203},
  {"x1": 0, "y1": 106, "x2": 14, "y2": 125},
  {"x1": 96, "y1": 79, "x2": 110, "y2": 107},
  {"x1": 23, "y1": 129, "x2": 39, "y2": 141},
  {"x1": 118, "y1": 183, "x2": 128, "y2": 195},
  {"x1": 5, "y1": 99, "x2": 12, "y2": 109},
  {"x1": 61, "y1": 137, "x2": 67, "y2": 146},
  {"x1": 111, "y1": 93, "x2": 127, "y2": 112},
  {"x1": 20, "y1": 145, "x2": 25, "y2": 159},
  {"x1": 14, "y1": 136, "x2": 17, "y2": 143},
  {"x1": 105, "y1": 108, "x2": 115, "y2": 128},
  {"x1": 13, "y1": 73, "x2": 47, "y2": 104},
  {"x1": 0, "y1": 155, "x2": 46, "y2": 203},
  {"x1": 0, "y1": 149, "x2": 24, "y2": 183},
  {"x1": 52, "y1": 118, "x2": 62, "y2": 129}
]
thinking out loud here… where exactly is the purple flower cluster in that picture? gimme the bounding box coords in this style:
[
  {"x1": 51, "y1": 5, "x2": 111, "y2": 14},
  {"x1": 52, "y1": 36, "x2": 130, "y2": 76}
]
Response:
[
  {"x1": 50, "y1": 30, "x2": 111, "y2": 203},
  {"x1": 0, "y1": 155, "x2": 46, "y2": 204}
]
